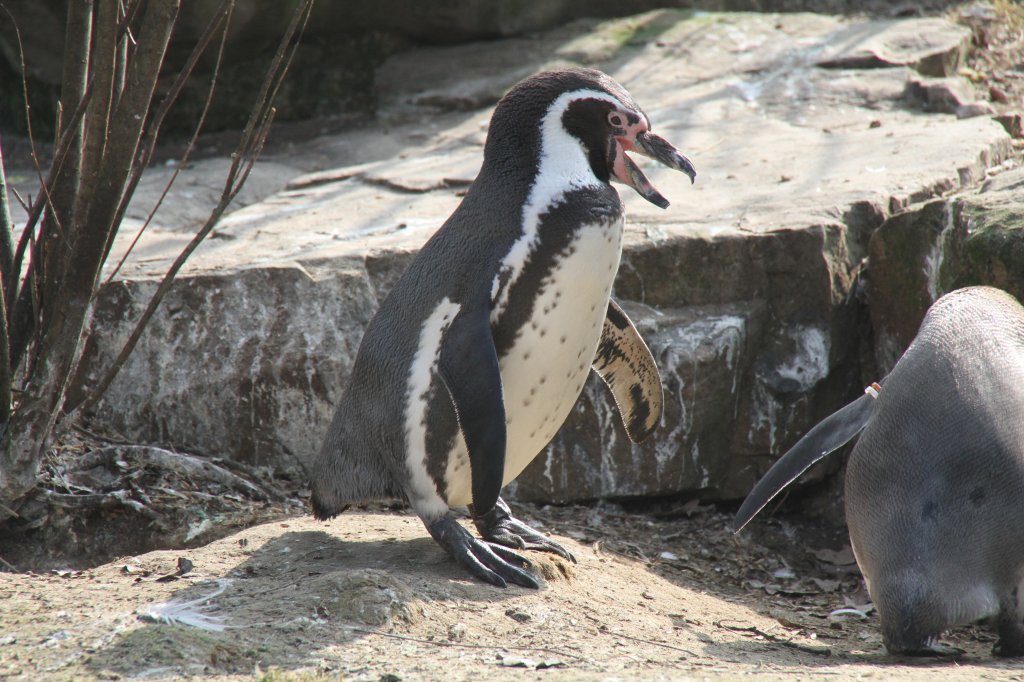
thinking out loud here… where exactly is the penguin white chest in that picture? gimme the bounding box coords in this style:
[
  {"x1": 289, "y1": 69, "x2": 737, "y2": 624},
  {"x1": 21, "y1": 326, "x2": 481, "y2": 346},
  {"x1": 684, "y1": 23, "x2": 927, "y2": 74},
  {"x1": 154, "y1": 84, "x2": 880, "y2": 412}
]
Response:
[
  {"x1": 442, "y1": 217, "x2": 625, "y2": 506},
  {"x1": 499, "y1": 219, "x2": 625, "y2": 480}
]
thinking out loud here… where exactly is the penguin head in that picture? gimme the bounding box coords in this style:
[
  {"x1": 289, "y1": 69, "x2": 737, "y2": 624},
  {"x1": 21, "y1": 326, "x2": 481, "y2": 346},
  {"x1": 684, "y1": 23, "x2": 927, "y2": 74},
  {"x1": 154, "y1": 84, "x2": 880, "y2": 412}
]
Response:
[{"x1": 485, "y1": 68, "x2": 696, "y2": 208}]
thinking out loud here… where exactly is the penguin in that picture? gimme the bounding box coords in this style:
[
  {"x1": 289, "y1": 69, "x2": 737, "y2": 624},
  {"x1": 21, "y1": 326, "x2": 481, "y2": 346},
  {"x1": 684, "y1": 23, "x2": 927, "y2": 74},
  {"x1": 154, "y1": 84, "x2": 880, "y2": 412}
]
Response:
[
  {"x1": 734, "y1": 286, "x2": 1024, "y2": 657},
  {"x1": 309, "y1": 68, "x2": 696, "y2": 588}
]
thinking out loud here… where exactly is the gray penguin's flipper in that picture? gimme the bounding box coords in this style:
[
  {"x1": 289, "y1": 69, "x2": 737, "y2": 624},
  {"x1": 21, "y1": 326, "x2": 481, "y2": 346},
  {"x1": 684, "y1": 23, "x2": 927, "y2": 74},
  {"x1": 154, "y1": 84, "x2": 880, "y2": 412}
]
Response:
[
  {"x1": 733, "y1": 391, "x2": 878, "y2": 532},
  {"x1": 592, "y1": 299, "x2": 664, "y2": 443},
  {"x1": 437, "y1": 300, "x2": 506, "y2": 517}
]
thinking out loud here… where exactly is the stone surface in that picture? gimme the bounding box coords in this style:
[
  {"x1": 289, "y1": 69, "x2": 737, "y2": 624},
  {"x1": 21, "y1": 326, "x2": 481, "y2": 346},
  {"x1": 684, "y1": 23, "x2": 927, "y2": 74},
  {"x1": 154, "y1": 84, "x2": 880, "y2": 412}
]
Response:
[
  {"x1": 4, "y1": 0, "x2": 892, "y2": 135},
  {"x1": 868, "y1": 164, "x2": 1024, "y2": 373},
  {"x1": 903, "y1": 76, "x2": 996, "y2": 118},
  {"x1": 74, "y1": 11, "x2": 1014, "y2": 502},
  {"x1": 815, "y1": 18, "x2": 971, "y2": 76}
]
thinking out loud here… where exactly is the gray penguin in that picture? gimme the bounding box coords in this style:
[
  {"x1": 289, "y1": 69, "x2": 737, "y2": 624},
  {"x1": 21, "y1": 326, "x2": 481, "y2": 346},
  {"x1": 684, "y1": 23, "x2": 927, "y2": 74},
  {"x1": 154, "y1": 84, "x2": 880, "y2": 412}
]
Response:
[
  {"x1": 309, "y1": 68, "x2": 696, "y2": 588},
  {"x1": 735, "y1": 286, "x2": 1024, "y2": 656}
]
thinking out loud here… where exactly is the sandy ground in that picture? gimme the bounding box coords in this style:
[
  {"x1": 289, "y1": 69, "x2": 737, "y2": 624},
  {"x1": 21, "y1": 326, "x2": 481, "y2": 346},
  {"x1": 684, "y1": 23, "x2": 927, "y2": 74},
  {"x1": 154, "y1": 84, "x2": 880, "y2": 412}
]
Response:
[
  {"x1": 2, "y1": 3, "x2": 1024, "y2": 681},
  {"x1": 2, "y1": 502, "x2": 1023, "y2": 681}
]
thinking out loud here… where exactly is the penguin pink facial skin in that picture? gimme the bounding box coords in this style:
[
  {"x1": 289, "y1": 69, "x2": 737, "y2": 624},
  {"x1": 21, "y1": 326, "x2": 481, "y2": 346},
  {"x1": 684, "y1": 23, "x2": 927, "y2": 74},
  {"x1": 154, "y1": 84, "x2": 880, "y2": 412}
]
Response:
[
  {"x1": 308, "y1": 68, "x2": 695, "y2": 588},
  {"x1": 607, "y1": 112, "x2": 695, "y2": 209}
]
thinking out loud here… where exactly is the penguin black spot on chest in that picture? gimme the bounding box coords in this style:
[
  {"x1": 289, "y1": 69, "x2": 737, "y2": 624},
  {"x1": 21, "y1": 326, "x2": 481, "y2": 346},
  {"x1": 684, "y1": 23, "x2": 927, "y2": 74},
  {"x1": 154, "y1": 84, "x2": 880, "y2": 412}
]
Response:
[{"x1": 491, "y1": 188, "x2": 622, "y2": 358}]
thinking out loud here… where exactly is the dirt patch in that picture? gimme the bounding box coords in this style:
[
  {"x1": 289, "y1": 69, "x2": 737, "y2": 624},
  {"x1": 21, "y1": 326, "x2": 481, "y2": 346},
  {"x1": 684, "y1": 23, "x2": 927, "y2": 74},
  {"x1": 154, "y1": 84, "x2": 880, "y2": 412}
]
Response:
[
  {"x1": 1, "y1": 503, "x2": 1022, "y2": 681},
  {"x1": 2, "y1": 3, "x2": 1024, "y2": 680}
]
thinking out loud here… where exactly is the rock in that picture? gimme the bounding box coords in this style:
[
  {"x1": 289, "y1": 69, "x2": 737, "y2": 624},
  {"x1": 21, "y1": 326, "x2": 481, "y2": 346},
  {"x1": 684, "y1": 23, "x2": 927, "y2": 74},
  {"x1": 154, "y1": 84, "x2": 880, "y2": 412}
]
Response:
[
  {"x1": 77, "y1": 11, "x2": 1013, "y2": 502},
  {"x1": 74, "y1": 262, "x2": 380, "y2": 470},
  {"x1": 125, "y1": 159, "x2": 303, "y2": 233},
  {"x1": 816, "y1": 18, "x2": 971, "y2": 76},
  {"x1": 512, "y1": 302, "x2": 766, "y2": 502},
  {"x1": 954, "y1": 101, "x2": 998, "y2": 119},
  {"x1": 995, "y1": 113, "x2": 1024, "y2": 139},
  {"x1": 903, "y1": 77, "x2": 972, "y2": 112},
  {"x1": 868, "y1": 165, "x2": 1024, "y2": 373}
]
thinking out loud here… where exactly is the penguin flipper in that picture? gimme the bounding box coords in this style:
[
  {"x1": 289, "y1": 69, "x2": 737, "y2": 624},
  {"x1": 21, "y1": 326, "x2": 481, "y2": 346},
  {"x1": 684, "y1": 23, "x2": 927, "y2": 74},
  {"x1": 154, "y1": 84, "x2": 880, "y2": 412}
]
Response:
[
  {"x1": 438, "y1": 302, "x2": 506, "y2": 517},
  {"x1": 592, "y1": 299, "x2": 664, "y2": 443},
  {"x1": 733, "y1": 392, "x2": 877, "y2": 532}
]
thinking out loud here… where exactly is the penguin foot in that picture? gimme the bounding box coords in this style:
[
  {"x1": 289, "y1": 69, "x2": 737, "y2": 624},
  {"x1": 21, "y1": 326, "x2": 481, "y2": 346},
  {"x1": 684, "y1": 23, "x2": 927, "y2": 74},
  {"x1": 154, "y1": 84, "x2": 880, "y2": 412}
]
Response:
[
  {"x1": 994, "y1": 617, "x2": 1024, "y2": 657},
  {"x1": 916, "y1": 641, "x2": 964, "y2": 657},
  {"x1": 473, "y1": 498, "x2": 577, "y2": 564},
  {"x1": 886, "y1": 638, "x2": 963, "y2": 657},
  {"x1": 425, "y1": 514, "x2": 540, "y2": 589}
]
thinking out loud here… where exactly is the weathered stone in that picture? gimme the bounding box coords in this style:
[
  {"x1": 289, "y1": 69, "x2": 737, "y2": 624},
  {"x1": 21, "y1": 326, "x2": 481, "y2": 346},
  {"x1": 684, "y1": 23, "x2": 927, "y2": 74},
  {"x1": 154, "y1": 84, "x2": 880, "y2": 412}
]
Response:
[
  {"x1": 816, "y1": 18, "x2": 971, "y2": 76},
  {"x1": 995, "y1": 112, "x2": 1024, "y2": 139},
  {"x1": 512, "y1": 301, "x2": 766, "y2": 502},
  {"x1": 903, "y1": 76, "x2": 972, "y2": 112},
  {"x1": 868, "y1": 165, "x2": 1024, "y2": 373},
  {"x1": 125, "y1": 159, "x2": 303, "y2": 234},
  {"x1": 77, "y1": 11, "x2": 1013, "y2": 503},
  {"x1": 75, "y1": 263, "x2": 379, "y2": 470}
]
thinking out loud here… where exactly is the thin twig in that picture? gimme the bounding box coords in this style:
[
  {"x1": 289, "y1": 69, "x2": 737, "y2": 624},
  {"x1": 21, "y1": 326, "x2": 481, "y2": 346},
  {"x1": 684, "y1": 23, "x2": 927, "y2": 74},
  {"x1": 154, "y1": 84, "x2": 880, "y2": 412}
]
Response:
[
  {"x1": 3, "y1": 5, "x2": 97, "y2": 349},
  {"x1": 715, "y1": 620, "x2": 832, "y2": 656},
  {"x1": 10, "y1": 188, "x2": 29, "y2": 214},
  {"x1": 597, "y1": 628, "x2": 698, "y2": 657},
  {"x1": 102, "y1": 0, "x2": 236, "y2": 275},
  {"x1": 0, "y1": 141, "x2": 14, "y2": 425},
  {"x1": 345, "y1": 626, "x2": 586, "y2": 661},
  {"x1": 74, "y1": 0, "x2": 313, "y2": 413},
  {"x1": 0, "y1": 500, "x2": 19, "y2": 519}
]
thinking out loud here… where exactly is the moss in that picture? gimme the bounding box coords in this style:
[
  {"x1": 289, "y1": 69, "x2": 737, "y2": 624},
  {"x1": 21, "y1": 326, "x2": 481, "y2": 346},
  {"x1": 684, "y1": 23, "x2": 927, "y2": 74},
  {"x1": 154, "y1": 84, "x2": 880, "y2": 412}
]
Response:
[
  {"x1": 88, "y1": 624, "x2": 257, "y2": 676},
  {"x1": 867, "y1": 199, "x2": 951, "y2": 349},
  {"x1": 558, "y1": 10, "x2": 701, "y2": 63},
  {"x1": 950, "y1": 196, "x2": 1024, "y2": 302}
]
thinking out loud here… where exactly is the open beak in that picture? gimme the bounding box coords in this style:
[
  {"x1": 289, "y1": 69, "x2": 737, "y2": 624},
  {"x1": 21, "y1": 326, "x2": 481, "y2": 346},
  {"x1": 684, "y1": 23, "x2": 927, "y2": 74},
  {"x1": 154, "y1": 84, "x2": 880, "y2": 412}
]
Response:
[{"x1": 609, "y1": 131, "x2": 696, "y2": 209}]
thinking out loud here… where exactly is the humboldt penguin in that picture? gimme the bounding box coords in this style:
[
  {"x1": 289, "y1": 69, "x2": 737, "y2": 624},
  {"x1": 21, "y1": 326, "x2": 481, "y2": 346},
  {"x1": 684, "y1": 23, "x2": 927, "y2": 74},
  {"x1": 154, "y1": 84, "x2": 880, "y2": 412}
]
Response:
[{"x1": 311, "y1": 67, "x2": 696, "y2": 587}]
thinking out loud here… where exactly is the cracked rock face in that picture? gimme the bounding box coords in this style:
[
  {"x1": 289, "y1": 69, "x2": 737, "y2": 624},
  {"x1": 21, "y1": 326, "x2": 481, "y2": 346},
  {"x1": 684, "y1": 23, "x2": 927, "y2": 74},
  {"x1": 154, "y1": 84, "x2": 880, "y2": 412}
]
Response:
[
  {"x1": 869, "y1": 166, "x2": 1024, "y2": 375},
  {"x1": 75, "y1": 11, "x2": 1013, "y2": 503}
]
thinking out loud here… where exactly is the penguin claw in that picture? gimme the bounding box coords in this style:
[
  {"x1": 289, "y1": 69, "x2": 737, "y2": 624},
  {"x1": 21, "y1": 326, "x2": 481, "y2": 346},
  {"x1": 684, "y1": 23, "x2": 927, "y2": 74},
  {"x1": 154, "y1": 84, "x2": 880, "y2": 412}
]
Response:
[
  {"x1": 426, "y1": 514, "x2": 541, "y2": 589},
  {"x1": 473, "y1": 498, "x2": 578, "y2": 564},
  {"x1": 888, "y1": 638, "x2": 963, "y2": 657}
]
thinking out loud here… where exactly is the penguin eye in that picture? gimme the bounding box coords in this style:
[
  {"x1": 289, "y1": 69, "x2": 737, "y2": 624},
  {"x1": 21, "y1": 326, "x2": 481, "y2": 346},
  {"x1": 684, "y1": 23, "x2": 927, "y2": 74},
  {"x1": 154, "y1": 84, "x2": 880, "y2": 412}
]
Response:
[{"x1": 608, "y1": 112, "x2": 624, "y2": 128}]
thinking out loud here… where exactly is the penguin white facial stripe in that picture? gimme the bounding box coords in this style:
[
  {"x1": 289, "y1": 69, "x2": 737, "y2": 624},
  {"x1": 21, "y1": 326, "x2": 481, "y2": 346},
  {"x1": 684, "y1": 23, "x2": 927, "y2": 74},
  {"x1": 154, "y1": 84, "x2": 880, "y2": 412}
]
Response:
[
  {"x1": 403, "y1": 297, "x2": 462, "y2": 518},
  {"x1": 490, "y1": 88, "x2": 626, "y2": 323}
]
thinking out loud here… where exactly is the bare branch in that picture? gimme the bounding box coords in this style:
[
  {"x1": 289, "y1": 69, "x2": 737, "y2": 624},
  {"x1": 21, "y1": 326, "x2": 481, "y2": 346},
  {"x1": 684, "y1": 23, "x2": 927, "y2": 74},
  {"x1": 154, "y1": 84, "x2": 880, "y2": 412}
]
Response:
[
  {"x1": 49, "y1": 0, "x2": 93, "y2": 231},
  {"x1": 3, "y1": 5, "x2": 55, "y2": 311},
  {"x1": 0, "y1": 140, "x2": 15, "y2": 302},
  {"x1": 9, "y1": 188, "x2": 28, "y2": 215},
  {"x1": 0, "y1": 285, "x2": 9, "y2": 427},
  {"x1": 15, "y1": 0, "x2": 180, "y2": 464},
  {"x1": 103, "y1": 0, "x2": 235, "y2": 276},
  {"x1": 7, "y1": 78, "x2": 97, "y2": 374},
  {"x1": 77, "y1": 0, "x2": 119, "y2": 223},
  {"x1": 0, "y1": 143, "x2": 11, "y2": 425},
  {"x1": 68, "y1": 0, "x2": 179, "y2": 276},
  {"x1": 37, "y1": 0, "x2": 94, "y2": 362},
  {"x1": 73, "y1": 0, "x2": 315, "y2": 414}
]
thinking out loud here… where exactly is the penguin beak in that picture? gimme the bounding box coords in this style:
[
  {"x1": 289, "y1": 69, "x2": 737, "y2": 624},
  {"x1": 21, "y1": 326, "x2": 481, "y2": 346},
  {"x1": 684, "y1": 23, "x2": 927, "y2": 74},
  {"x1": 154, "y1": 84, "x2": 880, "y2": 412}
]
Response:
[{"x1": 609, "y1": 131, "x2": 696, "y2": 209}]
